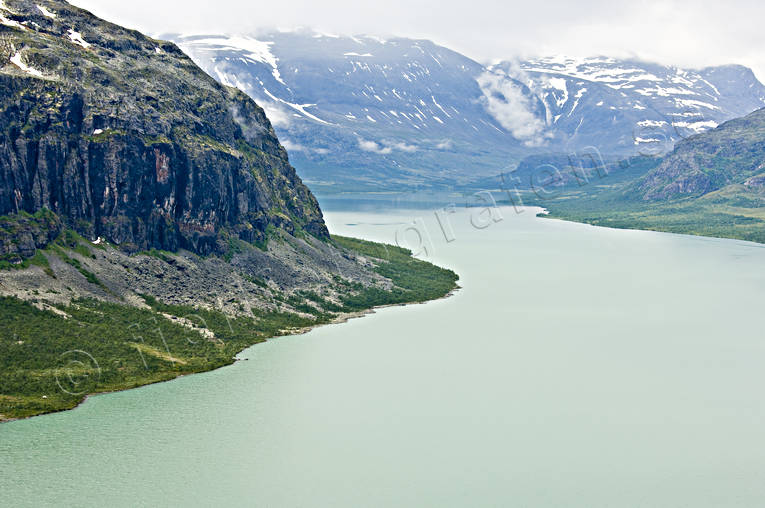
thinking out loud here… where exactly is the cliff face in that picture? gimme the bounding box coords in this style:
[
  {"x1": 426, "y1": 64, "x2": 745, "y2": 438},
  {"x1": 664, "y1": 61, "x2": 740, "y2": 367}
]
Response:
[{"x1": 0, "y1": 0, "x2": 328, "y2": 256}]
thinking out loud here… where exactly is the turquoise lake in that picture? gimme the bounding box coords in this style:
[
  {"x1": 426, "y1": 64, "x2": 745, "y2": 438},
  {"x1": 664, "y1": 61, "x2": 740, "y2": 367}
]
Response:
[{"x1": 2, "y1": 207, "x2": 765, "y2": 507}]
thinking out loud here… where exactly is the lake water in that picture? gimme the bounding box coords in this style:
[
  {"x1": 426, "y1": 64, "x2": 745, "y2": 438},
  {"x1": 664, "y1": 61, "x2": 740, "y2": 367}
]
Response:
[{"x1": 2, "y1": 207, "x2": 765, "y2": 507}]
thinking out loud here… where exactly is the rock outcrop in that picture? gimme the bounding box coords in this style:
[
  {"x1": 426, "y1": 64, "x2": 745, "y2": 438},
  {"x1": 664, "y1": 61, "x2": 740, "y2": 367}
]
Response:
[
  {"x1": 0, "y1": 0, "x2": 327, "y2": 257},
  {"x1": 0, "y1": 210, "x2": 61, "y2": 262}
]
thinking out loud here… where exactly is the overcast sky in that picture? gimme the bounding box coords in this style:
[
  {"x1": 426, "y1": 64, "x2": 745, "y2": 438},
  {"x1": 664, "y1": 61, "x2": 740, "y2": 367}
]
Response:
[{"x1": 70, "y1": 0, "x2": 765, "y2": 80}]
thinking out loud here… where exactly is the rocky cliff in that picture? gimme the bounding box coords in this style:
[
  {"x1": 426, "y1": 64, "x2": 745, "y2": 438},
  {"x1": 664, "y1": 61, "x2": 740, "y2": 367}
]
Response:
[
  {"x1": 0, "y1": 0, "x2": 327, "y2": 258},
  {"x1": 0, "y1": 0, "x2": 462, "y2": 422}
]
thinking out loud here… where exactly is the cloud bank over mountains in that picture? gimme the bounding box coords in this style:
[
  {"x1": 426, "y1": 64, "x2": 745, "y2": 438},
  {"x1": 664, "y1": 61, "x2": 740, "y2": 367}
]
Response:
[{"x1": 71, "y1": 0, "x2": 765, "y2": 81}]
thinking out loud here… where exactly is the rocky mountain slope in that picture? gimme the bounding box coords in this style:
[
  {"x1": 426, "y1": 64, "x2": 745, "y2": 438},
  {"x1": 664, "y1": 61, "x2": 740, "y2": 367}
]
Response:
[
  {"x1": 490, "y1": 57, "x2": 765, "y2": 157},
  {"x1": 518, "y1": 107, "x2": 765, "y2": 245},
  {"x1": 171, "y1": 31, "x2": 765, "y2": 192},
  {"x1": 635, "y1": 107, "x2": 765, "y2": 200},
  {"x1": 1, "y1": 0, "x2": 327, "y2": 259},
  {"x1": 0, "y1": 1, "x2": 459, "y2": 421}
]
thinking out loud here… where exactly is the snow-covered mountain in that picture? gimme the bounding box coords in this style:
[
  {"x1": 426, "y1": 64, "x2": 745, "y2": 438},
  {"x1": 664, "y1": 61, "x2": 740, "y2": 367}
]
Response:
[
  {"x1": 170, "y1": 31, "x2": 765, "y2": 192},
  {"x1": 488, "y1": 56, "x2": 765, "y2": 156},
  {"x1": 172, "y1": 31, "x2": 529, "y2": 192}
]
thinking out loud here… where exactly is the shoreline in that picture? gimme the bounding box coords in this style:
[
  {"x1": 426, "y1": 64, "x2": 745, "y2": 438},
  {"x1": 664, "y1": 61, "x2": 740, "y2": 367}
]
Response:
[
  {"x1": 0, "y1": 285, "x2": 461, "y2": 425},
  {"x1": 539, "y1": 210, "x2": 765, "y2": 248},
  {"x1": 282, "y1": 285, "x2": 461, "y2": 338}
]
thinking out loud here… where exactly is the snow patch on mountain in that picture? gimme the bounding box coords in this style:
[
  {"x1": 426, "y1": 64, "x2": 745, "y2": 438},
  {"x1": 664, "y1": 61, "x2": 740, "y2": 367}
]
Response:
[
  {"x1": 673, "y1": 120, "x2": 718, "y2": 132},
  {"x1": 547, "y1": 77, "x2": 568, "y2": 107},
  {"x1": 522, "y1": 56, "x2": 663, "y2": 86},
  {"x1": 182, "y1": 35, "x2": 286, "y2": 85},
  {"x1": 262, "y1": 87, "x2": 331, "y2": 125},
  {"x1": 67, "y1": 29, "x2": 91, "y2": 49},
  {"x1": 0, "y1": 0, "x2": 25, "y2": 29},
  {"x1": 10, "y1": 51, "x2": 45, "y2": 78},
  {"x1": 36, "y1": 4, "x2": 55, "y2": 18},
  {"x1": 0, "y1": 13, "x2": 22, "y2": 28},
  {"x1": 638, "y1": 120, "x2": 668, "y2": 127}
]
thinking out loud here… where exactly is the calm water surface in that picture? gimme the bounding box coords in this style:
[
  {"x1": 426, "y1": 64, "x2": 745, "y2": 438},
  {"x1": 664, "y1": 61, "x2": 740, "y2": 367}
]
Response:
[{"x1": 2, "y1": 207, "x2": 765, "y2": 507}]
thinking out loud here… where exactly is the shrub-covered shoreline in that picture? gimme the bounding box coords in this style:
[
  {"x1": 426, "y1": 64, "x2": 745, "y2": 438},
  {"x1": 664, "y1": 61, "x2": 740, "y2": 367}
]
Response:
[{"x1": 0, "y1": 235, "x2": 459, "y2": 422}]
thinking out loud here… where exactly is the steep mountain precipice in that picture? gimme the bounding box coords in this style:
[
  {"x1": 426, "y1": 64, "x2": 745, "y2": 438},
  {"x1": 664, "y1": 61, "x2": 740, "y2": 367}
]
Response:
[{"x1": 1, "y1": 0, "x2": 327, "y2": 259}]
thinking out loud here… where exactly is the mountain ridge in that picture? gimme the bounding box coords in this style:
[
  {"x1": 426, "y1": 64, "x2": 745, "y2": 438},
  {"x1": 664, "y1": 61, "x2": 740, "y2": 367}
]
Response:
[
  {"x1": 170, "y1": 30, "x2": 765, "y2": 192},
  {"x1": 172, "y1": 31, "x2": 528, "y2": 192},
  {"x1": 490, "y1": 56, "x2": 765, "y2": 155},
  {"x1": 516, "y1": 106, "x2": 765, "y2": 245}
]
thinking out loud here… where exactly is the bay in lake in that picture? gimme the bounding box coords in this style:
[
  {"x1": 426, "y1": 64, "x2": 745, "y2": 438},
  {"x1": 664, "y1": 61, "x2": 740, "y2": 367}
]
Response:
[{"x1": 2, "y1": 207, "x2": 765, "y2": 507}]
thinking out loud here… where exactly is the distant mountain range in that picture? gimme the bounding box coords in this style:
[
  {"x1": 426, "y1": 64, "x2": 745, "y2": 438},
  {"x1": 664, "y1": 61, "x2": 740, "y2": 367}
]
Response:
[
  {"x1": 489, "y1": 57, "x2": 765, "y2": 156},
  {"x1": 170, "y1": 31, "x2": 765, "y2": 192},
  {"x1": 171, "y1": 32, "x2": 524, "y2": 192}
]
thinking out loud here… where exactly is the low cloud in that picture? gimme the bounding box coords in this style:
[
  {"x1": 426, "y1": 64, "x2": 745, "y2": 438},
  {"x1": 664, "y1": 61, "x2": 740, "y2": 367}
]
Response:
[
  {"x1": 436, "y1": 139, "x2": 453, "y2": 150},
  {"x1": 281, "y1": 139, "x2": 305, "y2": 151},
  {"x1": 261, "y1": 103, "x2": 292, "y2": 128},
  {"x1": 282, "y1": 140, "x2": 333, "y2": 156},
  {"x1": 358, "y1": 138, "x2": 417, "y2": 154},
  {"x1": 229, "y1": 104, "x2": 267, "y2": 143},
  {"x1": 389, "y1": 141, "x2": 417, "y2": 153},
  {"x1": 359, "y1": 139, "x2": 392, "y2": 154},
  {"x1": 477, "y1": 71, "x2": 549, "y2": 147}
]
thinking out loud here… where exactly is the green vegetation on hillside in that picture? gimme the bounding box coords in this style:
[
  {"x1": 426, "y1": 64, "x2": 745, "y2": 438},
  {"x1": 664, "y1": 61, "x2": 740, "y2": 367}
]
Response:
[
  {"x1": 541, "y1": 188, "x2": 765, "y2": 244},
  {"x1": 537, "y1": 107, "x2": 764, "y2": 242},
  {"x1": 525, "y1": 168, "x2": 765, "y2": 244},
  {"x1": 494, "y1": 154, "x2": 765, "y2": 244},
  {"x1": 333, "y1": 236, "x2": 459, "y2": 310},
  {"x1": 0, "y1": 209, "x2": 62, "y2": 269},
  {"x1": 0, "y1": 236, "x2": 459, "y2": 422}
]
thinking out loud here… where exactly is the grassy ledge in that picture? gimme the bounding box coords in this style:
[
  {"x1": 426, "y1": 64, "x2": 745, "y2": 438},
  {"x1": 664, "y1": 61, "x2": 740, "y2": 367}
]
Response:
[{"x1": 0, "y1": 236, "x2": 458, "y2": 422}]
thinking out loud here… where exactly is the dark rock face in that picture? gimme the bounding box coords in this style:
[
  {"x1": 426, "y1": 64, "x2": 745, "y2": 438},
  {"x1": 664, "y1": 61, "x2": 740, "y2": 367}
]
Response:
[
  {"x1": 0, "y1": 0, "x2": 328, "y2": 256},
  {"x1": 0, "y1": 210, "x2": 62, "y2": 262}
]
